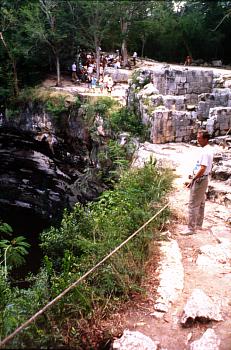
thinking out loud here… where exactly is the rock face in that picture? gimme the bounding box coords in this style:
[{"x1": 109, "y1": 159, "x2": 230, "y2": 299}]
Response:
[
  {"x1": 0, "y1": 100, "x2": 106, "y2": 229},
  {"x1": 207, "y1": 143, "x2": 231, "y2": 207},
  {"x1": 104, "y1": 67, "x2": 132, "y2": 83},
  {"x1": 127, "y1": 66, "x2": 231, "y2": 143}
]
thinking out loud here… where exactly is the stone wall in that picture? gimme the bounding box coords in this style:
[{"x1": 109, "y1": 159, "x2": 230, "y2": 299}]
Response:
[
  {"x1": 197, "y1": 88, "x2": 231, "y2": 120},
  {"x1": 207, "y1": 107, "x2": 231, "y2": 136},
  {"x1": 127, "y1": 66, "x2": 231, "y2": 143},
  {"x1": 150, "y1": 109, "x2": 197, "y2": 143},
  {"x1": 152, "y1": 67, "x2": 213, "y2": 104}
]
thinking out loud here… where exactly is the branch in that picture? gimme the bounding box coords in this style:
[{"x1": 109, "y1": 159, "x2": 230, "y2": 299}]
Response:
[
  {"x1": 212, "y1": 11, "x2": 231, "y2": 31},
  {"x1": 0, "y1": 31, "x2": 13, "y2": 60}
]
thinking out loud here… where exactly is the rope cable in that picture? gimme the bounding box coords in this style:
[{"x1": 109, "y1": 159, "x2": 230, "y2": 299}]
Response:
[{"x1": 0, "y1": 201, "x2": 170, "y2": 348}]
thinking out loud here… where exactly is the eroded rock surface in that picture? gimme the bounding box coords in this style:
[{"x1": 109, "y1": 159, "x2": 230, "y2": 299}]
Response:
[
  {"x1": 127, "y1": 66, "x2": 231, "y2": 143},
  {"x1": 154, "y1": 240, "x2": 184, "y2": 314},
  {"x1": 113, "y1": 330, "x2": 160, "y2": 350},
  {"x1": 190, "y1": 329, "x2": 221, "y2": 350},
  {"x1": 180, "y1": 289, "x2": 223, "y2": 327},
  {"x1": 0, "y1": 100, "x2": 107, "y2": 227}
]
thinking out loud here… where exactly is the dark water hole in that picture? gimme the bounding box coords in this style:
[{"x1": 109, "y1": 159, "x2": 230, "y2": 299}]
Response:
[{"x1": 0, "y1": 205, "x2": 52, "y2": 287}]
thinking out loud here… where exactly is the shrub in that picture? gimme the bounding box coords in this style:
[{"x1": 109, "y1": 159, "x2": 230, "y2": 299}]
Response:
[
  {"x1": 1, "y1": 162, "x2": 174, "y2": 348},
  {"x1": 40, "y1": 161, "x2": 174, "y2": 293},
  {"x1": 109, "y1": 107, "x2": 147, "y2": 138},
  {"x1": 45, "y1": 96, "x2": 68, "y2": 116}
]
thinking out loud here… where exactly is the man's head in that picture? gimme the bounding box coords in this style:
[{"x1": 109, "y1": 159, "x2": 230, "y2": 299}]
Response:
[{"x1": 197, "y1": 129, "x2": 210, "y2": 147}]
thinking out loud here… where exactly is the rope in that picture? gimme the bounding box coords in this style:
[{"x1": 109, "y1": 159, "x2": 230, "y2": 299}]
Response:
[{"x1": 0, "y1": 201, "x2": 170, "y2": 348}]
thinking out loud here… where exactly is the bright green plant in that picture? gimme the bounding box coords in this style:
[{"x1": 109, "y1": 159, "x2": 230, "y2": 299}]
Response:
[
  {"x1": 109, "y1": 107, "x2": 147, "y2": 139},
  {"x1": 0, "y1": 222, "x2": 13, "y2": 235},
  {"x1": 83, "y1": 97, "x2": 118, "y2": 128},
  {"x1": 0, "y1": 236, "x2": 30, "y2": 279},
  {"x1": 45, "y1": 96, "x2": 68, "y2": 116},
  {"x1": 97, "y1": 139, "x2": 129, "y2": 183},
  {"x1": 0, "y1": 222, "x2": 30, "y2": 279}
]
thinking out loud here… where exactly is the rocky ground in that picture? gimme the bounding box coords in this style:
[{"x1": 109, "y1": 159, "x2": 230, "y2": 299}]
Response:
[
  {"x1": 42, "y1": 60, "x2": 231, "y2": 349},
  {"x1": 41, "y1": 72, "x2": 129, "y2": 106},
  {"x1": 109, "y1": 142, "x2": 231, "y2": 350}
]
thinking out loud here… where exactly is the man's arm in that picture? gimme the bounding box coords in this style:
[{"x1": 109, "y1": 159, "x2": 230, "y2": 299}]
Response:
[
  {"x1": 185, "y1": 165, "x2": 206, "y2": 188},
  {"x1": 193, "y1": 164, "x2": 206, "y2": 181}
]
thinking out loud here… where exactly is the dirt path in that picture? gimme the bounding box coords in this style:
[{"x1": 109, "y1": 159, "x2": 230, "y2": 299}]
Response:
[
  {"x1": 109, "y1": 143, "x2": 231, "y2": 350},
  {"x1": 41, "y1": 63, "x2": 231, "y2": 349}
]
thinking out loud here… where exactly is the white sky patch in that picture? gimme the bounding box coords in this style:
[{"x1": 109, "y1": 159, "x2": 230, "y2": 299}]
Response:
[{"x1": 173, "y1": 1, "x2": 186, "y2": 13}]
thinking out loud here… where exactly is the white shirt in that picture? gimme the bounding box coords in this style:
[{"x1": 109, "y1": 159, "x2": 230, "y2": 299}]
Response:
[
  {"x1": 87, "y1": 66, "x2": 93, "y2": 74},
  {"x1": 72, "y1": 63, "x2": 76, "y2": 72},
  {"x1": 193, "y1": 144, "x2": 213, "y2": 176},
  {"x1": 114, "y1": 61, "x2": 121, "y2": 69}
]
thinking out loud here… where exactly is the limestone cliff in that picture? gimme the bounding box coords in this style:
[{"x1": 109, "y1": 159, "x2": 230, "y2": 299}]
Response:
[{"x1": 0, "y1": 98, "x2": 106, "y2": 229}]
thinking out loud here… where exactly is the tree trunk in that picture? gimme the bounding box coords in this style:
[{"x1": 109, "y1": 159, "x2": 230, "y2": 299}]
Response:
[
  {"x1": 182, "y1": 34, "x2": 192, "y2": 57},
  {"x1": 56, "y1": 54, "x2": 61, "y2": 86},
  {"x1": 12, "y1": 58, "x2": 19, "y2": 96},
  {"x1": 121, "y1": 18, "x2": 128, "y2": 66},
  {"x1": 141, "y1": 35, "x2": 146, "y2": 60},
  {"x1": 95, "y1": 42, "x2": 101, "y2": 81}
]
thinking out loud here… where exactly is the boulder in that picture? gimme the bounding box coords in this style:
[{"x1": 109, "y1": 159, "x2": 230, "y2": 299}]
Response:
[
  {"x1": 211, "y1": 60, "x2": 222, "y2": 67},
  {"x1": 190, "y1": 329, "x2": 220, "y2": 350},
  {"x1": 180, "y1": 289, "x2": 223, "y2": 327},
  {"x1": 113, "y1": 330, "x2": 159, "y2": 350}
]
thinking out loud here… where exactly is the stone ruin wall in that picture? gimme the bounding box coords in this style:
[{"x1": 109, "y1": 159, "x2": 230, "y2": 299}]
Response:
[{"x1": 127, "y1": 66, "x2": 231, "y2": 143}]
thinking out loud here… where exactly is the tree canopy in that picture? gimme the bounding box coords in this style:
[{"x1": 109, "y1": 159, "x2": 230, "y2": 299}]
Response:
[{"x1": 0, "y1": 0, "x2": 230, "y2": 100}]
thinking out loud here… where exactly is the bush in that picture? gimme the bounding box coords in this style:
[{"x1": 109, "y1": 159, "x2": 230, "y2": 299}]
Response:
[
  {"x1": 0, "y1": 162, "x2": 173, "y2": 348},
  {"x1": 109, "y1": 107, "x2": 147, "y2": 139},
  {"x1": 40, "y1": 161, "x2": 174, "y2": 295},
  {"x1": 45, "y1": 96, "x2": 68, "y2": 116}
]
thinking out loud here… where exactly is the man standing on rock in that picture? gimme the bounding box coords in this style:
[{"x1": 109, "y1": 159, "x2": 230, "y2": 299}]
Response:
[{"x1": 181, "y1": 129, "x2": 213, "y2": 235}]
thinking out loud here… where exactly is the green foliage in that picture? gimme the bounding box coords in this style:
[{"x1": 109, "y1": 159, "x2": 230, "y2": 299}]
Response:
[
  {"x1": 0, "y1": 222, "x2": 13, "y2": 235},
  {"x1": 0, "y1": 268, "x2": 12, "y2": 312},
  {"x1": 0, "y1": 236, "x2": 30, "y2": 279},
  {"x1": 0, "y1": 236, "x2": 30, "y2": 269},
  {"x1": 0, "y1": 221, "x2": 30, "y2": 278},
  {"x1": 0, "y1": 268, "x2": 55, "y2": 349},
  {"x1": 109, "y1": 107, "x2": 146, "y2": 139},
  {"x1": 41, "y1": 161, "x2": 174, "y2": 290},
  {"x1": 97, "y1": 139, "x2": 129, "y2": 182},
  {"x1": 0, "y1": 162, "x2": 174, "y2": 348},
  {"x1": 45, "y1": 96, "x2": 68, "y2": 116},
  {"x1": 83, "y1": 97, "x2": 118, "y2": 126},
  {"x1": 74, "y1": 95, "x2": 82, "y2": 108}
]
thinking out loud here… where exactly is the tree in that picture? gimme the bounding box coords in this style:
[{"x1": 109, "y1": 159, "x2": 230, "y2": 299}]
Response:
[
  {"x1": 129, "y1": 1, "x2": 166, "y2": 59},
  {"x1": 113, "y1": 1, "x2": 152, "y2": 65},
  {"x1": 0, "y1": 0, "x2": 29, "y2": 96},
  {"x1": 21, "y1": 0, "x2": 71, "y2": 86},
  {"x1": 69, "y1": 0, "x2": 113, "y2": 80}
]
